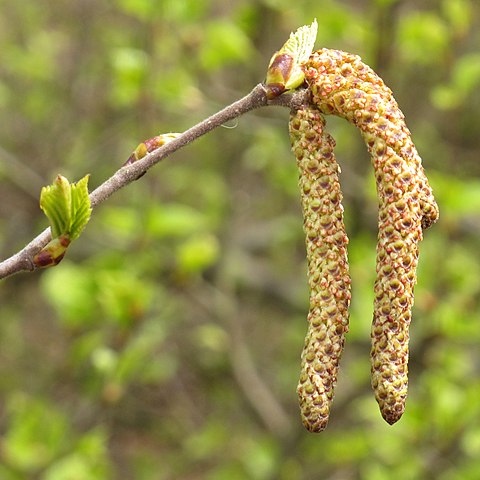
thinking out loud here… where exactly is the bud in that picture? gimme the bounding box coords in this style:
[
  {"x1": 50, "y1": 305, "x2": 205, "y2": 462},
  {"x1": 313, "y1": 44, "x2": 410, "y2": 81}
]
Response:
[
  {"x1": 123, "y1": 133, "x2": 180, "y2": 167},
  {"x1": 34, "y1": 174, "x2": 91, "y2": 268},
  {"x1": 33, "y1": 234, "x2": 71, "y2": 268},
  {"x1": 264, "y1": 20, "x2": 318, "y2": 99}
]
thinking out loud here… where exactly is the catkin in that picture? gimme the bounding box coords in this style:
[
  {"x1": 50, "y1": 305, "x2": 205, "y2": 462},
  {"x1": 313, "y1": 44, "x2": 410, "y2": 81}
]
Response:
[
  {"x1": 302, "y1": 49, "x2": 438, "y2": 424},
  {"x1": 290, "y1": 104, "x2": 351, "y2": 432}
]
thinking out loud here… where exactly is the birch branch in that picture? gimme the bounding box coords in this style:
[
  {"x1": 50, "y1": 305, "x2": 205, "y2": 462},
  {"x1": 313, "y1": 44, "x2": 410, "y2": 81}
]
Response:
[{"x1": 0, "y1": 85, "x2": 308, "y2": 280}]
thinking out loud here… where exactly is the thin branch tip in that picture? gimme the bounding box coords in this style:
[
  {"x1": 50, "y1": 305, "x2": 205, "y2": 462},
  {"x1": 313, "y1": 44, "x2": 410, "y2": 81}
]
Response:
[{"x1": 0, "y1": 83, "x2": 283, "y2": 280}]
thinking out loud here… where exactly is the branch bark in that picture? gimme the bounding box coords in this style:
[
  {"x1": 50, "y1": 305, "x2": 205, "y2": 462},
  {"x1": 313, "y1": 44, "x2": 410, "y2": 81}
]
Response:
[{"x1": 0, "y1": 85, "x2": 309, "y2": 280}]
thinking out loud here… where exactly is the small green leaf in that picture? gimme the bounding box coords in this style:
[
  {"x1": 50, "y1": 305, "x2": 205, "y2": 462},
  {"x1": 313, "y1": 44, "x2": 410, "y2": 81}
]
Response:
[
  {"x1": 281, "y1": 19, "x2": 318, "y2": 68},
  {"x1": 40, "y1": 175, "x2": 72, "y2": 238},
  {"x1": 35, "y1": 175, "x2": 91, "y2": 268},
  {"x1": 265, "y1": 20, "x2": 317, "y2": 98},
  {"x1": 176, "y1": 233, "x2": 220, "y2": 273},
  {"x1": 39, "y1": 174, "x2": 91, "y2": 241},
  {"x1": 69, "y1": 174, "x2": 92, "y2": 240}
]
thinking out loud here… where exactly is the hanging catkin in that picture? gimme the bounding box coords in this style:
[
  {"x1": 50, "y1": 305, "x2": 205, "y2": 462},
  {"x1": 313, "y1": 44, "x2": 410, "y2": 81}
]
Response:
[
  {"x1": 302, "y1": 49, "x2": 438, "y2": 424},
  {"x1": 290, "y1": 104, "x2": 351, "y2": 432}
]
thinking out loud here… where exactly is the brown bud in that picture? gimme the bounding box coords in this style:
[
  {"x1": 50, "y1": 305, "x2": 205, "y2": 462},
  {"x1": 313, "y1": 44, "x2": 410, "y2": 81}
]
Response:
[{"x1": 33, "y1": 235, "x2": 71, "y2": 268}]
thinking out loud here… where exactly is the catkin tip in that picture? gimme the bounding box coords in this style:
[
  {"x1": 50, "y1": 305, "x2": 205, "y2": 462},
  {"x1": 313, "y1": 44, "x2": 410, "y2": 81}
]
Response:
[{"x1": 382, "y1": 408, "x2": 405, "y2": 425}]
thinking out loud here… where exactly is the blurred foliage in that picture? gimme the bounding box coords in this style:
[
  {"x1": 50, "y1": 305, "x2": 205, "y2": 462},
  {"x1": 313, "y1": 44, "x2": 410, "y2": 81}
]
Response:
[{"x1": 1, "y1": 0, "x2": 480, "y2": 479}]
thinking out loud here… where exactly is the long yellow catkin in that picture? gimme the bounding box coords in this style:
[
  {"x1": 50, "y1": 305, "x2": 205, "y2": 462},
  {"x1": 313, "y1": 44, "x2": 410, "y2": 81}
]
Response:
[
  {"x1": 290, "y1": 105, "x2": 351, "y2": 432},
  {"x1": 303, "y1": 49, "x2": 438, "y2": 424}
]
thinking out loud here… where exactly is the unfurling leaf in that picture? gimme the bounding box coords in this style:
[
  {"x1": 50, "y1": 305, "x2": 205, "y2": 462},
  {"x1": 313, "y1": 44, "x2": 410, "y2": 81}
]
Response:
[
  {"x1": 34, "y1": 174, "x2": 91, "y2": 268},
  {"x1": 39, "y1": 174, "x2": 72, "y2": 239},
  {"x1": 264, "y1": 19, "x2": 317, "y2": 99},
  {"x1": 69, "y1": 175, "x2": 92, "y2": 240}
]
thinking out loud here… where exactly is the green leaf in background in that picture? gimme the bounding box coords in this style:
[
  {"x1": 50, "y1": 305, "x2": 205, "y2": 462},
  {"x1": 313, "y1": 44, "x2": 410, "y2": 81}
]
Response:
[
  {"x1": 96, "y1": 269, "x2": 153, "y2": 328},
  {"x1": 428, "y1": 171, "x2": 480, "y2": 216},
  {"x1": 115, "y1": 0, "x2": 160, "y2": 21},
  {"x1": 430, "y1": 84, "x2": 461, "y2": 110},
  {"x1": 109, "y1": 47, "x2": 149, "y2": 107},
  {"x1": 176, "y1": 233, "x2": 220, "y2": 273},
  {"x1": 145, "y1": 203, "x2": 208, "y2": 238},
  {"x1": 431, "y1": 53, "x2": 480, "y2": 109},
  {"x1": 43, "y1": 429, "x2": 112, "y2": 480},
  {"x1": 199, "y1": 21, "x2": 253, "y2": 70},
  {"x1": 2, "y1": 394, "x2": 70, "y2": 472},
  {"x1": 373, "y1": 0, "x2": 400, "y2": 6},
  {"x1": 451, "y1": 54, "x2": 480, "y2": 93},
  {"x1": 40, "y1": 261, "x2": 98, "y2": 328},
  {"x1": 97, "y1": 206, "x2": 141, "y2": 244},
  {"x1": 442, "y1": 0, "x2": 473, "y2": 37},
  {"x1": 398, "y1": 12, "x2": 449, "y2": 65}
]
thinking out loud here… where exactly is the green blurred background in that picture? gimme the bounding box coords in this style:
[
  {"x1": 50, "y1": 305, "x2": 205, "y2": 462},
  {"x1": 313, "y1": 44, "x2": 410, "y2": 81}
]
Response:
[{"x1": 1, "y1": 0, "x2": 479, "y2": 478}]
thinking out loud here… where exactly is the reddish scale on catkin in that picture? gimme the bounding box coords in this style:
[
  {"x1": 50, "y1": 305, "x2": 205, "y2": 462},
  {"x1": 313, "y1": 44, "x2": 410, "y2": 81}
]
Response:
[
  {"x1": 303, "y1": 49, "x2": 438, "y2": 425},
  {"x1": 290, "y1": 105, "x2": 351, "y2": 432}
]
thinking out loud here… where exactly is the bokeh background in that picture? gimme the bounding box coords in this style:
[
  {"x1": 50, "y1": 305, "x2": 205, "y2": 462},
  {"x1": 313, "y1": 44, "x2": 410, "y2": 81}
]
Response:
[{"x1": 1, "y1": 0, "x2": 480, "y2": 478}]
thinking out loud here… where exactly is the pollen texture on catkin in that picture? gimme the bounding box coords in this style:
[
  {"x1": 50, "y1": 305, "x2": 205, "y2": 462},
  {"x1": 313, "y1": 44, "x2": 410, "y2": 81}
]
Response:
[
  {"x1": 290, "y1": 105, "x2": 351, "y2": 432},
  {"x1": 302, "y1": 48, "x2": 438, "y2": 424}
]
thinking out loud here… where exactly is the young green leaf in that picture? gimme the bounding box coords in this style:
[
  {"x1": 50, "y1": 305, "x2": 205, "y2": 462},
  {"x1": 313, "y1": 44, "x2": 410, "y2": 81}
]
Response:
[
  {"x1": 281, "y1": 19, "x2": 318, "y2": 67},
  {"x1": 69, "y1": 174, "x2": 92, "y2": 241},
  {"x1": 264, "y1": 19, "x2": 317, "y2": 98},
  {"x1": 34, "y1": 175, "x2": 92, "y2": 268},
  {"x1": 40, "y1": 175, "x2": 72, "y2": 239},
  {"x1": 39, "y1": 174, "x2": 91, "y2": 241}
]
